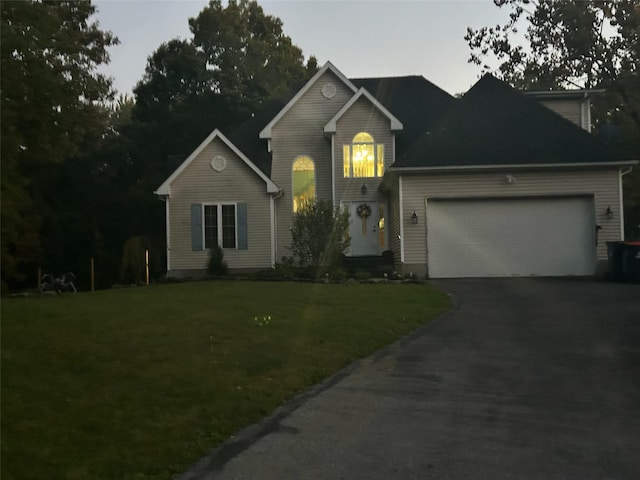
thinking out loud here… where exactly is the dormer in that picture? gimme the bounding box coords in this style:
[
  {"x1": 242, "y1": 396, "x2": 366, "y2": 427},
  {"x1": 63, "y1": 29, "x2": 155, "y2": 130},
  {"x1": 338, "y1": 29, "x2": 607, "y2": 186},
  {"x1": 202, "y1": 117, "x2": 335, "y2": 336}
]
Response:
[{"x1": 524, "y1": 89, "x2": 604, "y2": 132}]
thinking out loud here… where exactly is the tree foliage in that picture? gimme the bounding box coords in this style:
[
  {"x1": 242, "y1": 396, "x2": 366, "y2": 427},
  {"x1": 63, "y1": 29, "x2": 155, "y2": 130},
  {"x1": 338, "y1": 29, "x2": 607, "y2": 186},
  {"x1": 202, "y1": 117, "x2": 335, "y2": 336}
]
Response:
[
  {"x1": 1, "y1": 0, "x2": 118, "y2": 290},
  {"x1": 1, "y1": 0, "x2": 317, "y2": 292},
  {"x1": 466, "y1": 0, "x2": 640, "y2": 238},
  {"x1": 190, "y1": 0, "x2": 316, "y2": 115},
  {"x1": 290, "y1": 201, "x2": 351, "y2": 270}
]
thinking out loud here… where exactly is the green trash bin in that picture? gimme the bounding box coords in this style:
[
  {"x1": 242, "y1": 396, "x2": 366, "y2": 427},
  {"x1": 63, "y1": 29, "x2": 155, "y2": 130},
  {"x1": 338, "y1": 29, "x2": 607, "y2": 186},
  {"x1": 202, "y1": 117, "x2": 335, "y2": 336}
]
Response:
[
  {"x1": 607, "y1": 241, "x2": 624, "y2": 281},
  {"x1": 621, "y1": 241, "x2": 640, "y2": 284}
]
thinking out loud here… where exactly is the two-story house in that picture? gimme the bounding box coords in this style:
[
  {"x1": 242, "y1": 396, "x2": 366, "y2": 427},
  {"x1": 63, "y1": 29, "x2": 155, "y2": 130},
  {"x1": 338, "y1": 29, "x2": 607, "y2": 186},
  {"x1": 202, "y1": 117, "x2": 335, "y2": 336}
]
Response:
[{"x1": 154, "y1": 62, "x2": 637, "y2": 278}]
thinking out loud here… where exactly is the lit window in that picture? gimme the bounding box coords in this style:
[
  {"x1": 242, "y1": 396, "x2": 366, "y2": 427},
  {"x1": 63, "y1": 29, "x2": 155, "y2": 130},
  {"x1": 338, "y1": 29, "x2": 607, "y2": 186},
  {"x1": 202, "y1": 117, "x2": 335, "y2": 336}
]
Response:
[
  {"x1": 292, "y1": 156, "x2": 315, "y2": 212},
  {"x1": 204, "y1": 204, "x2": 236, "y2": 248},
  {"x1": 343, "y1": 132, "x2": 384, "y2": 178}
]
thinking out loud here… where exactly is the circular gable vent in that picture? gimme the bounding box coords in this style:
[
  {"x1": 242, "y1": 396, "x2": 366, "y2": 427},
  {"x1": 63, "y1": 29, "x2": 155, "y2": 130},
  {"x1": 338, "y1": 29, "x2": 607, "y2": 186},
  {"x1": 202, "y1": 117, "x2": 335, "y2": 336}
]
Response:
[
  {"x1": 322, "y1": 83, "x2": 337, "y2": 99},
  {"x1": 210, "y1": 155, "x2": 226, "y2": 172}
]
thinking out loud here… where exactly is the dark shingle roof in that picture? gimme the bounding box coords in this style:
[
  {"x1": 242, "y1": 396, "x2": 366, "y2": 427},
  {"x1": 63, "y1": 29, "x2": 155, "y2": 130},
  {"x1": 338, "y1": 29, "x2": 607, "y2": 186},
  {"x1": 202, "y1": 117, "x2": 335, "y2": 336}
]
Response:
[
  {"x1": 395, "y1": 74, "x2": 624, "y2": 168},
  {"x1": 227, "y1": 75, "x2": 456, "y2": 176},
  {"x1": 351, "y1": 76, "x2": 456, "y2": 157},
  {"x1": 226, "y1": 73, "x2": 625, "y2": 178},
  {"x1": 226, "y1": 97, "x2": 289, "y2": 177}
]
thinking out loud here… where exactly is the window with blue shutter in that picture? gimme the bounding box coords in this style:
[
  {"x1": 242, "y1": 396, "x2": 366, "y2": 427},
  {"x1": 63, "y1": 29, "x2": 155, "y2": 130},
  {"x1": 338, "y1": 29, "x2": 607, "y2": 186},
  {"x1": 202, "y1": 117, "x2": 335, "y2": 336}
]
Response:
[
  {"x1": 191, "y1": 204, "x2": 203, "y2": 251},
  {"x1": 237, "y1": 203, "x2": 248, "y2": 250}
]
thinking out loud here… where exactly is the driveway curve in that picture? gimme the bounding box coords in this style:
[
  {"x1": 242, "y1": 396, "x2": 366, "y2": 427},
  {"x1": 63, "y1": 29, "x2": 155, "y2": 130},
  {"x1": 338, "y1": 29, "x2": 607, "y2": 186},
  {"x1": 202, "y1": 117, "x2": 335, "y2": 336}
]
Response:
[{"x1": 180, "y1": 278, "x2": 640, "y2": 480}]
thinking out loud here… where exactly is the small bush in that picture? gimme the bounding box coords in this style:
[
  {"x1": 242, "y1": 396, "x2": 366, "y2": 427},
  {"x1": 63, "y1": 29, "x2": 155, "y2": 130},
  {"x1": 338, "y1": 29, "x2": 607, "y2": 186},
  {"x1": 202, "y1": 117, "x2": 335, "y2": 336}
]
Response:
[
  {"x1": 274, "y1": 257, "x2": 296, "y2": 279},
  {"x1": 329, "y1": 267, "x2": 348, "y2": 282},
  {"x1": 207, "y1": 244, "x2": 228, "y2": 276},
  {"x1": 354, "y1": 270, "x2": 372, "y2": 281}
]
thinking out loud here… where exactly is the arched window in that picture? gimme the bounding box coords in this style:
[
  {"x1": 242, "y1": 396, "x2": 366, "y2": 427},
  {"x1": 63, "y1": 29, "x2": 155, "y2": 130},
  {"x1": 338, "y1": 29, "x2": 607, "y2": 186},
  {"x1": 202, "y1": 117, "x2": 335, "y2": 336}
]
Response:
[
  {"x1": 292, "y1": 156, "x2": 315, "y2": 212},
  {"x1": 343, "y1": 132, "x2": 384, "y2": 178}
]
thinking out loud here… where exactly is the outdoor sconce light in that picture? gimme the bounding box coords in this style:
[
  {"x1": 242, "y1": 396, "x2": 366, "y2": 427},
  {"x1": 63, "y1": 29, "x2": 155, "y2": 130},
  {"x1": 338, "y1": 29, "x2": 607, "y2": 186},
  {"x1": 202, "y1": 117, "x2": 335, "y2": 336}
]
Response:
[
  {"x1": 361, "y1": 183, "x2": 367, "y2": 194},
  {"x1": 411, "y1": 211, "x2": 418, "y2": 224},
  {"x1": 606, "y1": 206, "x2": 614, "y2": 219}
]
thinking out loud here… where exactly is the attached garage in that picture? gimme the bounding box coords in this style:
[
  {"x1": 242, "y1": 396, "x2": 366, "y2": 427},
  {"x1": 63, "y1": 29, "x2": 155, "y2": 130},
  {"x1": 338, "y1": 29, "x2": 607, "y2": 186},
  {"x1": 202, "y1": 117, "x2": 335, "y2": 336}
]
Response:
[{"x1": 426, "y1": 196, "x2": 597, "y2": 278}]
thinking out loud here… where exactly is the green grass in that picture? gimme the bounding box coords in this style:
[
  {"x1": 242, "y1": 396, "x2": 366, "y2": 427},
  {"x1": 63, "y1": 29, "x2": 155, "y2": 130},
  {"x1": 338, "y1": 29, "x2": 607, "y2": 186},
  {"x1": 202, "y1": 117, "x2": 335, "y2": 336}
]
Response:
[{"x1": 1, "y1": 281, "x2": 449, "y2": 480}]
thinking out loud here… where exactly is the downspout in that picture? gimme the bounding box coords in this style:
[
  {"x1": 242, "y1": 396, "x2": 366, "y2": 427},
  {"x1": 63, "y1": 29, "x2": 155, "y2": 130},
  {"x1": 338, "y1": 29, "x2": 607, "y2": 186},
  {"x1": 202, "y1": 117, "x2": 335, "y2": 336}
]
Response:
[
  {"x1": 271, "y1": 189, "x2": 284, "y2": 268},
  {"x1": 162, "y1": 194, "x2": 171, "y2": 276},
  {"x1": 331, "y1": 134, "x2": 336, "y2": 206},
  {"x1": 620, "y1": 166, "x2": 634, "y2": 240},
  {"x1": 399, "y1": 176, "x2": 405, "y2": 264}
]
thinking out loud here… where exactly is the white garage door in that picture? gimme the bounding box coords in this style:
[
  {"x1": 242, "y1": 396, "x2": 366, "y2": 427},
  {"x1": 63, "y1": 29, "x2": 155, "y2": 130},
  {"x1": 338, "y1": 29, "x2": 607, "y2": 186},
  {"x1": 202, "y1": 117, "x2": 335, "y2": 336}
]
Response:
[{"x1": 427, "y1": 197, "x2": 596, "y2": 278}]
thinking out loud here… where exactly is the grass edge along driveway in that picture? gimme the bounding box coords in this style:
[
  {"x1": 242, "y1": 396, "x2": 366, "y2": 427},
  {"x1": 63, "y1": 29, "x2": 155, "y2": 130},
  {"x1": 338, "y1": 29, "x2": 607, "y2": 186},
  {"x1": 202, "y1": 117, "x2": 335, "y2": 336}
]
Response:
[{"x1": 1, "y1": 280, "x2": 449, "y2": 480}]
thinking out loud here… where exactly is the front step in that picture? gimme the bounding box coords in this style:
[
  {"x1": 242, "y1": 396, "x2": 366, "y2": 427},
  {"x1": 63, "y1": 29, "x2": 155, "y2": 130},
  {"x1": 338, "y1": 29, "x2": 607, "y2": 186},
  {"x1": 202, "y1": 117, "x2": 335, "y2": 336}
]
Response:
[{"x1": 341, "y1": 254, "x2": 395, "y2": 277}]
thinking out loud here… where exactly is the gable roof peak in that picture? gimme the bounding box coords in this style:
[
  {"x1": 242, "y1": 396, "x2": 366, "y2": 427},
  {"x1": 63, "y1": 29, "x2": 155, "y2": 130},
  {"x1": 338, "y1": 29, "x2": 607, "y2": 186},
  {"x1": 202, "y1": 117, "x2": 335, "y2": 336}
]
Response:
[
  {"x1": 259, "y1": 61, "x2": 357, "y2": 139},
  {"x1": 324, "y1": 87, "x2": 403, "y2": 133},
  {"x1": 155, "y1": 128, "x2": 279, "y2": 196}
]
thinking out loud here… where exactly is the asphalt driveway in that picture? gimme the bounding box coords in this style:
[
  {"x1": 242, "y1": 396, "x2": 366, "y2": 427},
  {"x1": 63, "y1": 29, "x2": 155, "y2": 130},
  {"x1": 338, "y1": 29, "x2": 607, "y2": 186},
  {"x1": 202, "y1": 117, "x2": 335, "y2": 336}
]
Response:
[{"x1": 181, "y1": 278, "x2": 640, "y2": 480}]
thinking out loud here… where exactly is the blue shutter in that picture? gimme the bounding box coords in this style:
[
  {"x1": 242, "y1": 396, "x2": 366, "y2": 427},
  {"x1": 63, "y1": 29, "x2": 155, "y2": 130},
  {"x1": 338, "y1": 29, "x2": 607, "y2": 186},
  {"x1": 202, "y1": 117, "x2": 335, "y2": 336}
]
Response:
[
  {"x1": 191, "y1": 204, "x2": 203, "y2": 251},
  {"x1": 237, "y1": 203, "x2": 248, "y2": 250}
]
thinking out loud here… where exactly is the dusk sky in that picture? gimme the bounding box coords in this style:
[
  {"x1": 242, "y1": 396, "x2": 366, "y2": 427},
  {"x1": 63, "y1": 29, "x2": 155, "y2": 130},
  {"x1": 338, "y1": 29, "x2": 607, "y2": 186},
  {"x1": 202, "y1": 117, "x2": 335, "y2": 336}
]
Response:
[{"x1": 93, "y1": 0, "x2": 514, "y2": 97}]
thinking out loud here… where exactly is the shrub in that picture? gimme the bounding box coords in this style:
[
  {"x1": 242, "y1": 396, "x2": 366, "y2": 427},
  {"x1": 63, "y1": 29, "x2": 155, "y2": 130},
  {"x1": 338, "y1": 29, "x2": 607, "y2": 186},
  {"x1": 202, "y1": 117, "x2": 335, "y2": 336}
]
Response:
[
  {"x1": 207, "y1": 243, "x2": 228, "y2": 276},
  {"x1": 119, "y1": 236, "x2": 150, "y2": 284},
  {"x1": 328, "y1": 267, "x2": 348, "y2": 282},
  {"x1": 354, "y1": 270, "x2": 372, "y2": 281},
  {"x1": 290, "y1": 200, "x2": 350, "y2": 272}
]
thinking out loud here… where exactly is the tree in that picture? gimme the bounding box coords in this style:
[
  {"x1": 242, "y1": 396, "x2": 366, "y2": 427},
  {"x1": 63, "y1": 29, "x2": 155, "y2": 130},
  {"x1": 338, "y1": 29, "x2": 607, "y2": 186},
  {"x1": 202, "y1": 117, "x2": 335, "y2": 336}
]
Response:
[
  {"x1": 466, "y1": 0, "x2": 640, "y2": 238},
  {"x1": 189, "y1": 0, "x2": 317, "y2": 117},
  {"x1": 1, "y1": 0, "x2": 118, "y2": 289},
  {"x1": 290, "y1": 201, "x2": 350, "y2": 272}
]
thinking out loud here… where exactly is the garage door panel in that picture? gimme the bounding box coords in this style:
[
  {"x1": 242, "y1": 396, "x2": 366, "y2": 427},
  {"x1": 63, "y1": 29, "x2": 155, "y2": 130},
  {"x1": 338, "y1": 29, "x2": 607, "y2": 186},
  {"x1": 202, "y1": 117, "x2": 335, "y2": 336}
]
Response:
[{"x1": 427, "y1": 197, "x2": 596, "y2": 278}]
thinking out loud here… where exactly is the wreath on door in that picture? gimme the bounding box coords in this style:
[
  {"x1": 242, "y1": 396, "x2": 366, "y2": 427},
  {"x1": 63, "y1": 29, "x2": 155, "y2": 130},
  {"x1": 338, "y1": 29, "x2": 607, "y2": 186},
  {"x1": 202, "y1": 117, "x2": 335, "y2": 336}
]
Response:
[
  {"x1": 356, "y1": 203, "x2": 372, "y2": 235},
  {"x1": 356, "y1": 203, "x2": 372, "y2": 219}
]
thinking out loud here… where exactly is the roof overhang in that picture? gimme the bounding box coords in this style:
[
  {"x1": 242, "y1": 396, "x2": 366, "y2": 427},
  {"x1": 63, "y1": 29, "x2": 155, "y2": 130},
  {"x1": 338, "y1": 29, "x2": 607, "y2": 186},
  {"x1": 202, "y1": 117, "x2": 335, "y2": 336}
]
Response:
[
  {"x1": 259, "y1": 61, "x2": 358, "y2": 139},
  {"x1": 154, "y1": 128, "x2": 280, "y2": 196},
  {"x1": 388, "y1": 160, "x2": 639, "y2": 174},
  {"x1": 324, "y1": 87, "x2": 403, "y2": 134},
  {"x1": 524, "y1": 89, "x2": 606, "y2": 100}
]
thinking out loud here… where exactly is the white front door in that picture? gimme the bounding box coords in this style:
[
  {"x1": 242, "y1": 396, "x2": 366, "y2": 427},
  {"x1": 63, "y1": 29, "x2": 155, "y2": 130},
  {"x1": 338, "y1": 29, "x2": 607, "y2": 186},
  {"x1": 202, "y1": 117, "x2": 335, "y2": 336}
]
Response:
[{"x1": 348, "y1": 201, "x2": 384, "y2": 256}]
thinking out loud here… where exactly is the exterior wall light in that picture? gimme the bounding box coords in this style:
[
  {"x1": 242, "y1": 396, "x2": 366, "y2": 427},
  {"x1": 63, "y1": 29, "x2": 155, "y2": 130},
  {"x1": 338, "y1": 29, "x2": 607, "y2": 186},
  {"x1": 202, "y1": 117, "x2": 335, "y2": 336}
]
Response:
[
  {"x1": 606, "y1": 206, "x2": 614, "y2": 219},
  {"x1": 411, "y1": 211, "x2": 418, "y2": 224},
  {"x1": 361, "y1": 183, "x2": 367, "y2": 194}
]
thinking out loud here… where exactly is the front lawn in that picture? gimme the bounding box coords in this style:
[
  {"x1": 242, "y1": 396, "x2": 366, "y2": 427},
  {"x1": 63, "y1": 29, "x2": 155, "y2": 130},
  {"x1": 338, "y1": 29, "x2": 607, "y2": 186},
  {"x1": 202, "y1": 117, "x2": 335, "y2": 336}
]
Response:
[{"x1": 1, "y1": 281, "x2": 449, "y2": 480}]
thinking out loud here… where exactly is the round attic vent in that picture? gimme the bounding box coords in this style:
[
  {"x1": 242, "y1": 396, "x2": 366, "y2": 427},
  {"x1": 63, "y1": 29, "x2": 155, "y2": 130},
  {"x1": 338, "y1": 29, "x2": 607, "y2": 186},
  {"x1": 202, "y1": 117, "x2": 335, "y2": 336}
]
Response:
[
  {"x1": 210, "y1": 155, "x2": 226, "y2": 172},
  {"x1": 322, "y1": 83, "x2": 337, "y2": 99}
]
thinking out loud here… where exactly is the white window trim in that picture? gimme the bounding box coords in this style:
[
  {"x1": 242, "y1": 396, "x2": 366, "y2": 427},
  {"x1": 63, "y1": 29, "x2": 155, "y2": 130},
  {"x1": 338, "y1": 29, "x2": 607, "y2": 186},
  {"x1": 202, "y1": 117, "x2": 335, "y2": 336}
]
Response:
[{"x1": 203, "y1": 202, "x2": 238, "y2": 249}]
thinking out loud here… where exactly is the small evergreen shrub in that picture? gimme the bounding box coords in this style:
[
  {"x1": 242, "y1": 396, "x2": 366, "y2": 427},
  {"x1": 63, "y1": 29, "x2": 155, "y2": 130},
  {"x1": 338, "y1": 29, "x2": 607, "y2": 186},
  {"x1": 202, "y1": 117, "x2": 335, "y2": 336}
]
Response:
[{"x1": 207, "y1": 243, "x2": 228, "y2": 276}]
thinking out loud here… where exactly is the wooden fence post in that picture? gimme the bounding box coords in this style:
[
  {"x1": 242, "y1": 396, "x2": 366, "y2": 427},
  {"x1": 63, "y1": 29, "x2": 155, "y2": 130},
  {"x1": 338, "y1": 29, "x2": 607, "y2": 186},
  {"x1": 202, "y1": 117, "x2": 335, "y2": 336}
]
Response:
[{"x1": 145, "y1": 249, "x2": 149, "y2": 286}]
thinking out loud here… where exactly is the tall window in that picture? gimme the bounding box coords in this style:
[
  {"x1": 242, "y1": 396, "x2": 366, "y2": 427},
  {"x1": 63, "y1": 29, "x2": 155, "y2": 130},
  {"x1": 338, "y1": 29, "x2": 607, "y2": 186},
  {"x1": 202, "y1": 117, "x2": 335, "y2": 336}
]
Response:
[
  {"x1": 292, "y1": 156, "x2": 315, "y2": 212},
  {"x1": 343, "y1": 132, "x2": 384, "y2": 178},
  {"x1": 204, "y1": 204, "x2": 236, "y2": 248}
]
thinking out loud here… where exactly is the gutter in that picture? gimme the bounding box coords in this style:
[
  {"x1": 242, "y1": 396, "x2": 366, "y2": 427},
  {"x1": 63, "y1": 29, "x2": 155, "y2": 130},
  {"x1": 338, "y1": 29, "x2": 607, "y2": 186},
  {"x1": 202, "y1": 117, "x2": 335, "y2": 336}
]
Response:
[{"x1": 388, "y1": 160, "x2": 639, "y2": 174}]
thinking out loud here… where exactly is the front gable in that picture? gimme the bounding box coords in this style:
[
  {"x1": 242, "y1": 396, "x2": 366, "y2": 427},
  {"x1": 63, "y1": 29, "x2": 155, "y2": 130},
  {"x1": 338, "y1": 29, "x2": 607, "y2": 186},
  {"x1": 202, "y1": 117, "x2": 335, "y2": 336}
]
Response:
[
  {"x1": 259, "y1": 62, "x2": 357, "y2": 139},
  {"x1": 155, "y1": 129, "x2": 279, "y2": 197},
  {"x1": 324, "y1": 88, "x2": 403, "y2": 134},
  {"x1": 162, "y1": 131, "x2": 277, "y2": 274}
]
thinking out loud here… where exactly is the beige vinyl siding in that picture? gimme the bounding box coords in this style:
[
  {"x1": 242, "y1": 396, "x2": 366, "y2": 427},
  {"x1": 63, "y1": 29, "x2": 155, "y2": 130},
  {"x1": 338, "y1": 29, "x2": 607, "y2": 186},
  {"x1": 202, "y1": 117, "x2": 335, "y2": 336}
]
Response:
[
  {"x1": 400, "y1": 169, "x2": 622, "y2": 267},
  {"x1": 271, "y1": 70, "x2": 354, "y2": 260},
  {"x1": 388, "y1": 187, "x2": 401, "y2": 266},
  {"x1": 169, "y1": 137, "x2": 272, "y2": 272},
  {"x1": 538, "y1": 99, "x2": 584, "y2": 129},
  {"x1": 333, "y1": 97, "x2": 393, "y2": 202}
]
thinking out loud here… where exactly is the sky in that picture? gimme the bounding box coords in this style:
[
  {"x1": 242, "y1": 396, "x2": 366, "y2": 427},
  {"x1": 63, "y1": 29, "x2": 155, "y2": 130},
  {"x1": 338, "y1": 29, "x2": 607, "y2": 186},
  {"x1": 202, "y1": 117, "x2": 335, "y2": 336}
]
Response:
[{"x1": 93, "y1": 0, "x2": 513, "y2": 97}]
